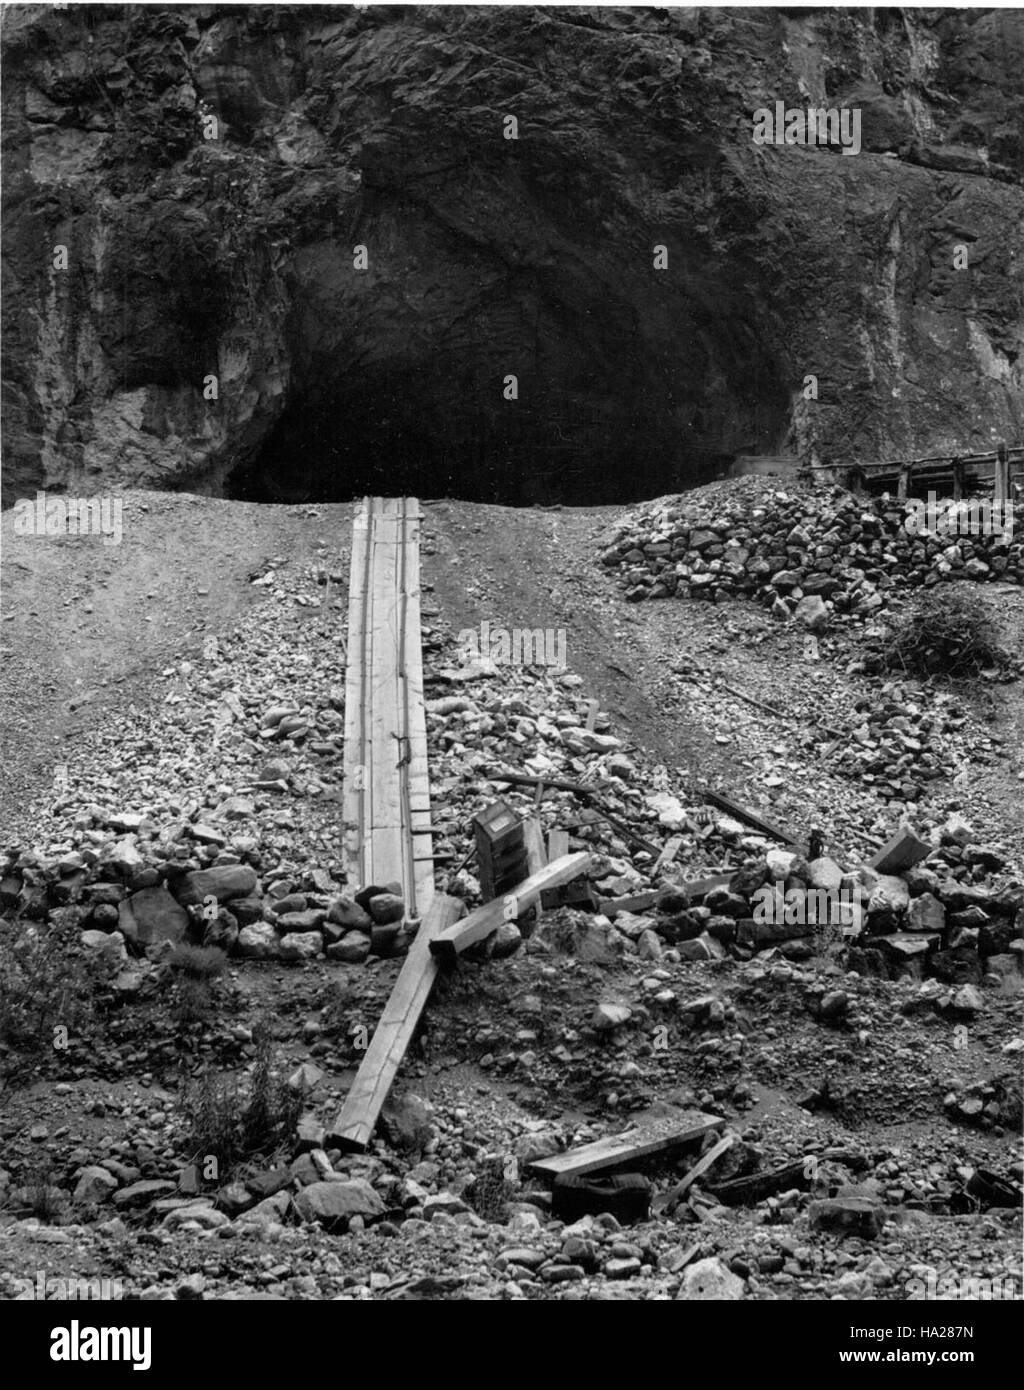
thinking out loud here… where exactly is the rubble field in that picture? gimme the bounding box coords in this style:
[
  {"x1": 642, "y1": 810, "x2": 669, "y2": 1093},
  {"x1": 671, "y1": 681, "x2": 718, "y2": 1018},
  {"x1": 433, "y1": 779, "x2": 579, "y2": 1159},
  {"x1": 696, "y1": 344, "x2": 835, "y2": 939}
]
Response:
[{"x1": 0, "y1": 480, "x2": 1020, "y2": 1301}]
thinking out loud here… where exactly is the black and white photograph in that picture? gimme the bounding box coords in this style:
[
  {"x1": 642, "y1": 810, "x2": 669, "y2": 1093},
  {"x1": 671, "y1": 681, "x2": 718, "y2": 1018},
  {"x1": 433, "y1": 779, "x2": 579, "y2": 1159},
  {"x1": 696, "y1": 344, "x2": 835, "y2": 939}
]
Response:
[{"x1": 0, "y1": 0, "x2": 1021, "y2": 1354}]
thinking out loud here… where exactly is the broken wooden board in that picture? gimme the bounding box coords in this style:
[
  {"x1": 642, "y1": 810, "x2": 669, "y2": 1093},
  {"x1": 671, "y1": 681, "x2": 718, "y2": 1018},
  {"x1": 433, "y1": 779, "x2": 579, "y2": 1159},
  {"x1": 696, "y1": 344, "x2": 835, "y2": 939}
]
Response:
[
  {"x1": 488, "y1": 769, "x2": 608, "y2": 796},
  {"x1": 654, "y1": 835, "x2": 683, "y2": 870},
  {"x1": 603, "y1": 889, "x2": 658, "y2": 916},
  {"x1": 664, "y1": 1132, "x2": 735, "y2": 1210},
  {"x1": 709, "y1": 1158, "x2": 813, "y2": 1206},
  {"x1": 539, "y1": 879, "x2": 600, "y2": 912},
  {"x1": 603, "y1": 872, "x2": 731, "y2": 917},
  {"x1": 867, "y1": 825, "x2": 932, "y2": 874},
  {"x1": 429, "y1": 852, "x2": 594, "y2": 962},
  {"x1": 704, "y1": 790, "x2": 800, "y2": 848},
  {"x1": 681, "y1": 871, "x2": 734, "y2": 901},
  {"x1": 328, "y1": 893, "x2": 463, "y2": 1152},
  {"x1": 526, "y1": 1110, "x2": 725, "y2": 1181},
  {"x1": 522, "y1": 819, "x2": 547, "y2": 924}
]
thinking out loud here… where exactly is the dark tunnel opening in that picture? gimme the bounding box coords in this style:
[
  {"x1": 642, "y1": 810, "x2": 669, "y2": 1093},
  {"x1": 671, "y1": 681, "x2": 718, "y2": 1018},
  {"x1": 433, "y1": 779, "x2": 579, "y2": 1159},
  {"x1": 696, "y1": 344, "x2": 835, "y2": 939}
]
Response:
[{"x1": 225, "y1": 379, "x2": 741, "y2": 507}]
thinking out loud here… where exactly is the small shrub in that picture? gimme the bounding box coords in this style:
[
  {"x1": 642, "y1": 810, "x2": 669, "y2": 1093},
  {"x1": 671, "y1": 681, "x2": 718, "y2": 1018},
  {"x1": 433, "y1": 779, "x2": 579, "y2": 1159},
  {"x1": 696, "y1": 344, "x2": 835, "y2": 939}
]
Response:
[
  {"x1": 166, "y1": 945, "x2": 226, "y2": 1029},
  {"x1": 466, "y1": 1155, "x2": 518, "y2": 1223},
  {"x1": 0, "y1": 917, "x2": 99, "y2": 1092},
  {"x1": 180, "y1": 1019, "x2": 302, "y2": 1177},
  {"x1": 5, "y1": 1156, "x2": 69, "y2": 1223},
  {"x1": 873, "y1": 590, "x2": 1009, "y2": 678},
  {"x1": 171, "y1": 977, "x2": 214, "y2": 1029},
  {"x1": 17, "y1": 1181, "x2": 69, "y2": 1224},
  {"x1": 168, "y1": 944, "x2": 227, "y2": 980}
]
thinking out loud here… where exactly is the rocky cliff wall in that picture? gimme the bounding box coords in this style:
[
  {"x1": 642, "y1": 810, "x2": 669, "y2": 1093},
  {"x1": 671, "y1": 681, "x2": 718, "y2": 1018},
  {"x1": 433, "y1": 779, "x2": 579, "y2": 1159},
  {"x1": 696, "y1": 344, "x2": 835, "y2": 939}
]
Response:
[{"x1": 2, "y1": 4, "x2": 1022, "y2": 505}]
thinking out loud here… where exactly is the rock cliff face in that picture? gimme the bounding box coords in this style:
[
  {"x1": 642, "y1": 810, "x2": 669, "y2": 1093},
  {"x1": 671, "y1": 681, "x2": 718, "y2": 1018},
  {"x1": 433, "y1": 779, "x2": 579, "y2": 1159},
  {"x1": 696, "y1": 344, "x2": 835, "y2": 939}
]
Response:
[{"x1": 2, "y1": 4, "x2": 1022, "y2": 505}]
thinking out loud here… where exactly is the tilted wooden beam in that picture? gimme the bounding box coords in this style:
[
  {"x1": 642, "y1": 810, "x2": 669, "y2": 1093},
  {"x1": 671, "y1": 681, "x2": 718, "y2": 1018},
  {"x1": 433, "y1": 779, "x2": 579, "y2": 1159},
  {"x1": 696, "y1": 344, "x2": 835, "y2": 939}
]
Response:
[
  {"x1": 487, "y1": 769, "x2": 662, "y2": 856},
  {"x1": 328, "y1": 893, "x2": 464, "y2": 1152},
  {"x1": 527, "y1": 1110, "x2": 725, "y2": 1181},
  {"x1": 522, "y1": 818, "x2": 547, "y2": 874},
  {"x1": 704, "y1": 789, "x2": 800, "y2": 848},
  {"x1": 664, "y1": 1132, "x2": 736, "y2": 1210},
  {"x1": 429, "y1": 852, "x2": 594, "y2": 963}
]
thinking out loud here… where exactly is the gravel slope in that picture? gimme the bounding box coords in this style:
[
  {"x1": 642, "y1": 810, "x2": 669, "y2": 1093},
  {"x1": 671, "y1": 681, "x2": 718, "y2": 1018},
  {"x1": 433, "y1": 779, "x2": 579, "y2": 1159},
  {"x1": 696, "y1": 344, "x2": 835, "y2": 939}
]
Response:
[{"x1": 0, "y1": 486, "x2": 1020, "y2": 1303}]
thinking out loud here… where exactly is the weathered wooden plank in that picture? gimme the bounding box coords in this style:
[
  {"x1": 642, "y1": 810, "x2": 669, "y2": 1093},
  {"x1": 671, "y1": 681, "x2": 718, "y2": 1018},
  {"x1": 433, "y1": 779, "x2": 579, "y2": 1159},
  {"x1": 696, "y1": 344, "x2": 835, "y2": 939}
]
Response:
[
  {"x1": 522, "y1": 818, "x2": 546, "y2": 874},
  {"x1": 527, "y1": 1110, "x2": 725, "y2": 1180},
  {"x1": 341, "y1": 500, "x2": 371, "y2": 880},
  {"x1": 429, "y1": 852, "x2": 594, "y2": 962},
  {"x1": 547, "y1": 829, "x2": 571, "y2": 861},
  {"x1": 488, "y1": 769, "x2": 609, "y2": 796},
  {"x1": 367, "y1": 509, "x2": 407, "y2": 893},
  {"x1": 522, "y1": 819, "x2": 547, "y2": 924},
  {"x1": 704, "y1": 790, "x2": 800, "y2": 848},
  {"x1": 398, "y1": 500, "x2": 434, "y2": 914},
  {"x1": 654, "y1": 835, "x2": 683, "y2": 870},
  {"x1": 328, "y1": 893, "x2": 463, "y2": 1152},
  {"x1": 867, "y1": 825, "x2": 932, "y2": 875},
  {"x1": 342, "y1": 498, "x2": 432, "y2": 914},
  {"x1": 709, "y1": 1158, "x2": 813, "y2": 1206},
  {"x1": 682, "y1": 871, "x2": 734, "y2": 901},
  {"x1": 604, "y1": 889, "x2": 658, "y2": 916},
  {"x1": 604, "y1": 872, "x2": 732, "y2": 917}
]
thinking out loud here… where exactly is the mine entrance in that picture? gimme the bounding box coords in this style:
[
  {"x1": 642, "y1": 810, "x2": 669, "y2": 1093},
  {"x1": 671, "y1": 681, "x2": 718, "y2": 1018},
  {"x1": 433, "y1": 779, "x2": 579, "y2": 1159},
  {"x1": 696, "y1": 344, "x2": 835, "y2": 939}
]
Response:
[{"x1": 225, "y1": 381, "x2": 738, "y2": 507}]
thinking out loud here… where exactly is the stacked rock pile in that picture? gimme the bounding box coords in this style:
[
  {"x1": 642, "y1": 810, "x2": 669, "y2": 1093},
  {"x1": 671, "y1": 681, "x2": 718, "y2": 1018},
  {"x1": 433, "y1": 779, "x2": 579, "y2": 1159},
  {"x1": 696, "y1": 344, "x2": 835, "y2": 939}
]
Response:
[
  {"x1": 0, "y1": 838, "x2": 418, "y2": 977},
  {"x1": 598, "y1": 478, "x2": 1023, "y2": 617},
  {"x1": 587, "y1": 815, "x2": 1022, "y2": 994}
]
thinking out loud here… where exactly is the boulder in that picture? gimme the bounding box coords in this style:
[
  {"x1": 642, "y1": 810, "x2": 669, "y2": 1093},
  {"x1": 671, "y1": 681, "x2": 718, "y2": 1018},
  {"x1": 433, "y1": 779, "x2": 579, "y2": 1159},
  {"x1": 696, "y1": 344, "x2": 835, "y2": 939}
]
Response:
[
  {"x1": 807, "y1": 857, "x2": 844, "y2": 892},
  {"x1": 128, "y1": 885, "x2": 189, "y2": 947},
  {"x1": 80, "y1": 929, "x2": 128, "y2": 966},
  {"x1": 809, "y1": 1196, "x2": 883, "y2": 1239},
  {"x1": 979, "y1": 919, "x2": 1023, "y2": 957},
  {"x1": 176, "y1": 865, "x2": 258, "y2": 908},
  {"x1": 907, "y1": 893, "x2": 945, "y2": 932},
  {"x1": 97, "y1": 837, "x2": 144, "y2": 878},
  {"x1": 73, "y1": 1166, "x2": 119, "y2": 1204},
  {"x1": 327, "y1": 896, "x2": 373, "y2": 931},
  {"x1": 274, "y1": 908, "x2": 326, "y2": 933},
  {"x1": 379, "y1": 1094, "x2": 434, "y2": 1154},
  {"x1": 278, "y1": 931, "x2": 322, "y2": 961},
  {"x1": 294, "y1": 1179, "x2": 384, "y2": 1230},
  {"x1": 237, "y1": 923, "x2": 280, "y2": 959},
  {"x1": 677, "y1": 1256, "x2": 745, "y2": 1300},
  {"x1": 113, "y1": 1179, "x2": 177, "y2": 1209},
  {"x1": 794, "y1": 594, "x2": 829, "y2": 631},
  {"x1": 326, "y1": 932, "x2": 372, "y2": 963},
  {"x1": 592, "y1": 1003, "x2": 632, "y2": 1031},
  {"x1": 367, "y1": 893, "x2": 405, "y2": 925},
  {"x1": 703, "y1": 888, "x2": 749, "y2": 918}
]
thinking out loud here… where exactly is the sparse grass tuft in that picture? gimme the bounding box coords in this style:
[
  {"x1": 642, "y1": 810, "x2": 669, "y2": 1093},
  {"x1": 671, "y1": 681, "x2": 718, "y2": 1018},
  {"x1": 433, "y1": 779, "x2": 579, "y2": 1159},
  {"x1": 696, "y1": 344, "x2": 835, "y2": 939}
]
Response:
[
  {"x1": 166, "y1": 944, "x2": 227, "y2": 1028},
  {"x1": 179, "y1": 1019, "x2": 302, "y2": 1177},
  {"x1": 168, "y1": 944, "x2": 227, "y2": 980}
]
